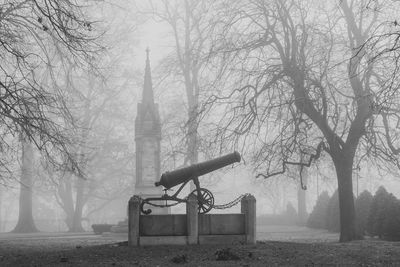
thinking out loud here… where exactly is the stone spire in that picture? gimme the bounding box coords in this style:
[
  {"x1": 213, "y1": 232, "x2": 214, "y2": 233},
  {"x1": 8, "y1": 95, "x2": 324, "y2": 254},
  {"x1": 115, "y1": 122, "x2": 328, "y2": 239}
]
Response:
[
  {"x1": 142, "y1": 47, "x2": 154, "y2": 104},
  {"x1": 135, "y1": 47, "x2": 161, "y2": 138}
]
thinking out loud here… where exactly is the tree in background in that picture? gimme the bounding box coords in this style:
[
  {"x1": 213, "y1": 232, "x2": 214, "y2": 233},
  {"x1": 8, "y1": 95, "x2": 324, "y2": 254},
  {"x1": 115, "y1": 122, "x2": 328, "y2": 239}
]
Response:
[
  {"x1": 3, "y1": 0, "x2": 139, "y2": 233},
  {"x1": 204, "y1": 0, "x2": 400, "y2": 241},
  {"x1": 0, "y1": 0, "x2": 102, "y2": 233},
  {"x1": 307, "y1": 191, "x2": 330, "y2": 229},
  {"x1": 13, "y1": 141, "x2": 38, "y2": 232},
  {"x1": 42, "y1": 2, "x2": 138, "y2": 230},
  {"x1": 255, "y1": 175, "x2": 293, "y2": 215},
  {"x1": 355, "y1": 190, "x2": 373, "y2": 237},
  {"x1": 143, "y1": 0, "x2": 219, "y2": 188},
  {"x1": 0, "y1": 0, "x2": 100, "y2": 175},
  {"x1": 285, "y1": 201, "x2": 297, "y2": 224},
  {"x1": 326, "y1": 190, "x2": 340, "y2": 233}
]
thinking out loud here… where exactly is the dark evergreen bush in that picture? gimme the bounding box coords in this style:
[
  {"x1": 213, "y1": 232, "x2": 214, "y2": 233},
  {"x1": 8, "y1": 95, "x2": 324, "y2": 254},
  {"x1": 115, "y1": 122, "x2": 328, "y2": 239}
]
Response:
[
  {"x1": 355, "y1": 190, "x2": 373, "y2": 237},
  {"x1": 326, "y1": 190, "x2": 340, "y2": 232},
  {"x1": 382, "y1": 194, "x2": 400, "y2": 241},
  {"x1": 367, "y1": 186, "x2": 390, "y2": 238},
  {"x1": 307, "y1": 191, "x2": 330, "y2": 229}
]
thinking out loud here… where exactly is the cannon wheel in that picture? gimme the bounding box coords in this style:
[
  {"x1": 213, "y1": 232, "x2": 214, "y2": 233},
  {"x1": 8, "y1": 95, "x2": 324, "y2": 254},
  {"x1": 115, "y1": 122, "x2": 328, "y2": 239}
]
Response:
[{"x1": 189, "y1": 188, "x2": 214, "y2": 214}]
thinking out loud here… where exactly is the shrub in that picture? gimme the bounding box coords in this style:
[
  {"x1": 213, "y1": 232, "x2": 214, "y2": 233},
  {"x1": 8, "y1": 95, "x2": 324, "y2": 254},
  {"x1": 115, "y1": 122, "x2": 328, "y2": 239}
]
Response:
[
  {"x1": 382, "y1": 194, "x2": 400, "y2": 241},
  {"x1": 307, "y1": 191, "x2": 330, "y2": 229},
  {"x1": 367, "y1": 186, "x2": 390, "y2": 237},
  {"x1": 355, "y1": 190, "x2": 373, "y2": 237},
  {"x1": 326, "y1": 190, "x2": 340, "y2": 232}
]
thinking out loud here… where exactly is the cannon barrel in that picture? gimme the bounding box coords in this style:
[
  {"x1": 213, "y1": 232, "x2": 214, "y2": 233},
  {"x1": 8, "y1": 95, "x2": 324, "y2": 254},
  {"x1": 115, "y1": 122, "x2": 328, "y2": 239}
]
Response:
[{"x1": 155, "y1": 151, "x2": 241, "y2": 189}]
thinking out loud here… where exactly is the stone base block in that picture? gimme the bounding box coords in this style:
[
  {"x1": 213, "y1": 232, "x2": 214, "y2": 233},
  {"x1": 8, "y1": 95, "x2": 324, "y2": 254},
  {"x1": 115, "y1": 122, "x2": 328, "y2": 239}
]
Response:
[{"x1": 128, "y1": 194, "x2": 256, "y2": 246}]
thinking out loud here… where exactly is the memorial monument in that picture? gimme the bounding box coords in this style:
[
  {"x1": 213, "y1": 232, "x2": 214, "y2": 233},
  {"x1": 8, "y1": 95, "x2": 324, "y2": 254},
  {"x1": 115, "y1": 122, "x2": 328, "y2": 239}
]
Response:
[
  {"x1": 134, "y1": 49, "x2": 168, "y2": 214},
  {"x1": 106, "y1": 49, "x2": 167, "y2": 233}
]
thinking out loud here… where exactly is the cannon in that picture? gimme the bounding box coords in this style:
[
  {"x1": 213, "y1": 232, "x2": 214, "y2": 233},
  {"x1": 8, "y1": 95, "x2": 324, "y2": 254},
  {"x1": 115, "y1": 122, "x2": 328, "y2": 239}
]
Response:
[
  {"x1": 155, "y1": 151, "x2": 241, "y2": 189},
  {"x1": 140, "y1": 151, "x2": 241, "y2": 214}
]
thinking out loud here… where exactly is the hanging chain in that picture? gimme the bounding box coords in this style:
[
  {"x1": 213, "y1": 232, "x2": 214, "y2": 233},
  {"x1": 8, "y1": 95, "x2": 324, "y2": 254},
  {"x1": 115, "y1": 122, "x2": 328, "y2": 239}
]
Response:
[
  {"x1": 140, "y1": 193, "x2": 250, "y2": 213},
  {"x1": 141, "y1": 199, "x2": 181, "y2": 208},
  {"x1": 211, "y1": 193, "x2": 251, "y2": 210}
]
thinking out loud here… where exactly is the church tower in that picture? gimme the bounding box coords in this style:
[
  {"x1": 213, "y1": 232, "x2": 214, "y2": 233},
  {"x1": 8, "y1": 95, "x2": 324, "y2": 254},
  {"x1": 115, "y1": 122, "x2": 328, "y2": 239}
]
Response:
[{"x1": 134, "y1": 49, "x2": 166, "y2": 213}]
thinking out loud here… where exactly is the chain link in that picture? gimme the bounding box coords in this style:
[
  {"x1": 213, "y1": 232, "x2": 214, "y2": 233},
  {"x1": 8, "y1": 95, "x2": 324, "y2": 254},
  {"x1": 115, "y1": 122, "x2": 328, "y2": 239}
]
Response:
[
  {"x1": 141, "y1": 193, "x2": 250, "y2": 211},
  {"x1": 211, "y1": 193, "x2": 251, "y2": 209},
  {"x1": 141, "y1": 199, "x2": 181, "y2": 208}
]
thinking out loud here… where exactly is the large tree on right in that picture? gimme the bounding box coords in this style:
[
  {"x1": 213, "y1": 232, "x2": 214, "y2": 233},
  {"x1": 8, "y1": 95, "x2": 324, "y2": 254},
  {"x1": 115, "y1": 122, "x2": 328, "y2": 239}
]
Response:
[{"x1": 207, "y1": 0, "x2": 400, "y2": 241}]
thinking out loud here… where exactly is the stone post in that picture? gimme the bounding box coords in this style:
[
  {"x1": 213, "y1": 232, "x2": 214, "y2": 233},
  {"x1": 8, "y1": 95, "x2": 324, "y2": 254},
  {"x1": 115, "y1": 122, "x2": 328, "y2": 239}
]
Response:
[
  {"x1": 186, "y1": 194, "x2": 198, "y2": 245},
  {"x1": 128, "y1": 195, "x2": 141, "y2": 246},
  {"x1": 241, "y1": 194, "x2": 256, "y2": 244}
]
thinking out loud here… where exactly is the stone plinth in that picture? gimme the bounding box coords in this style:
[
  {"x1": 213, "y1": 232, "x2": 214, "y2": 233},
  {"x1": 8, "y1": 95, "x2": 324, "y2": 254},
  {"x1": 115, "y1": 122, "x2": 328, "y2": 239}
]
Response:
[
  {"x1": 241, "y1": 194, "x2": 256, "y2": 244},
  {"x1": 128, "y1": 196, "x2": 141, "y2": 246},
  {"x1": 128, "y1": 194, "x2": 256, "y2": 246},
  {"x1": 186, "y1": 194, "x2": 198, "y2": 245}
]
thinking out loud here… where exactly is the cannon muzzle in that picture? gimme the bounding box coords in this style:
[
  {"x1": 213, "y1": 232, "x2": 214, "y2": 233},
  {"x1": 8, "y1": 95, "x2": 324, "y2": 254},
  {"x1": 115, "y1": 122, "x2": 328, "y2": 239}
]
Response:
[{"x1": 155, "y1": 151, "x2": 241, "y2": 189}]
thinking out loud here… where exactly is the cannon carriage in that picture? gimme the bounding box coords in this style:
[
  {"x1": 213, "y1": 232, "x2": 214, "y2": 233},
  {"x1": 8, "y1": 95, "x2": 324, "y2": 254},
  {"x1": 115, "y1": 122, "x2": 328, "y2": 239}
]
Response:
[{"x1": 140, "y1": 151, "x2": 241, "y2": 214}]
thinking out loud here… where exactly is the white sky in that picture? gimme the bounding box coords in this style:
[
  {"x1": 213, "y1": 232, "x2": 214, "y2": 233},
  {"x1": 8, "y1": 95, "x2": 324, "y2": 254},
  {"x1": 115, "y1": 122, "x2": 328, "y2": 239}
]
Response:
[{"x1": 135, "y1": 18, "x2": 172, "y2": 70}]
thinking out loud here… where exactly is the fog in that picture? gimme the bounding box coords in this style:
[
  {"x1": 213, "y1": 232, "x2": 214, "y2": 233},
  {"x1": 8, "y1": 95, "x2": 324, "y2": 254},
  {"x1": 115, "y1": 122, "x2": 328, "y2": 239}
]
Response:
[{"x1": 1, "y1": 1, "x2": 400, "y2": 243}]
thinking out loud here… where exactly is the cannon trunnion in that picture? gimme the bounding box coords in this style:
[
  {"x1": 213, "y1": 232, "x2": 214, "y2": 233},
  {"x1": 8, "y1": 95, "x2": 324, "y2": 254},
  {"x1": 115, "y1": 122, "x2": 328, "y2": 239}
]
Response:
[{"x1": 140, "y1": 151, "x2": 241, "y2": 214}]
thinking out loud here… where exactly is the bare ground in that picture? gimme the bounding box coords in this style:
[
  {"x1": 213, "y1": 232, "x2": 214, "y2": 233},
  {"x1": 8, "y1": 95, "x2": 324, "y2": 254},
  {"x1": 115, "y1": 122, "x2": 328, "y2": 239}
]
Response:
[{"x1": 0, "y1": 226, "x2": 399, "y2": 266}]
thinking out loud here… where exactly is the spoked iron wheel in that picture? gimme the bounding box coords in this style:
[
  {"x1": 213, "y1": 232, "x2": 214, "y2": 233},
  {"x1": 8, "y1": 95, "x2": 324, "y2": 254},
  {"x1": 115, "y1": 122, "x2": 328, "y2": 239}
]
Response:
[{"x1": 189, "y1": 188, "x2": 214, "y2": 214}]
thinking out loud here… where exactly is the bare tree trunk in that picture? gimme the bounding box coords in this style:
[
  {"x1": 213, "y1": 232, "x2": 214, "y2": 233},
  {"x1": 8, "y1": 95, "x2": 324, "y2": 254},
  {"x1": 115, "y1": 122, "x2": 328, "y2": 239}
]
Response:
[
  {"x1": 161, "y1": 0, "x2": 204, "y2": 192},
  {"x1": 13, "y1": 140, "x2": 38, "y2": 233},
  {"x1": 70, "y1": 177, "x2": 85, "y2": 232},
  {"x1": 187, "y1": 107, "x2": 198, "y2": 191},
  {"x1": 58, "y1": 176, "x2": 86, "y2": 232},
  {"x1": 333, "y1": 154, "x2": 356, "y2": 242}
]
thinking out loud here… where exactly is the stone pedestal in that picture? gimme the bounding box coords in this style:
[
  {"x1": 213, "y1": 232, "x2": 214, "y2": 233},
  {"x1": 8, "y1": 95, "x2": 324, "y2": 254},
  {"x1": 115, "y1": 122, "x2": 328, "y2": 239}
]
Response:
[
  {"x1": 241, "y1": 194, "x2": 256, "y2": 245},
  {"x1": 186, "y1": 194, "x2": 198, "y2": 244},
  {"x1": 128, "y1": 196, "x2": 141, "y2": 246},
  {"x1": 128, "y1": 194, "x2": 257, "y2": 246}
]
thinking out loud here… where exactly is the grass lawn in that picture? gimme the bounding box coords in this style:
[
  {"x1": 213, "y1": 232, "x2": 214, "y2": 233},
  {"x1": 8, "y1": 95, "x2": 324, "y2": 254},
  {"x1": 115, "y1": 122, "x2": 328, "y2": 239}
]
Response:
[{"x1": 0, "y1": 225, "x2": 398, "y2": 266}]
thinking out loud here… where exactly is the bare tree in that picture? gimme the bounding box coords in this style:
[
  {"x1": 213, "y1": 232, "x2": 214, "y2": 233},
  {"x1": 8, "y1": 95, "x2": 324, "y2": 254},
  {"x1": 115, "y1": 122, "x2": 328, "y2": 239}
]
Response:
[
  {"x1": 254, "y1": 176, "x2": 293, "y2": 214},
  {"x1": 47, "y1": 5, "x2": 138, "y2": 230},
  {"x1": 204, "y1": 0, "x2": 400, "y2": 241},
  {"x1": 13, "y1": 140, "x2": 38, "y2": 232},
  {"x1": 0, "y1": 0, "x2": 100, "y2": 166},
  {"x1": 144, "y1": 0, "x2": 219, "y2": 185},
  {"x1": 1, "y1": 0, "x2": 102, "y2": 232}
]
